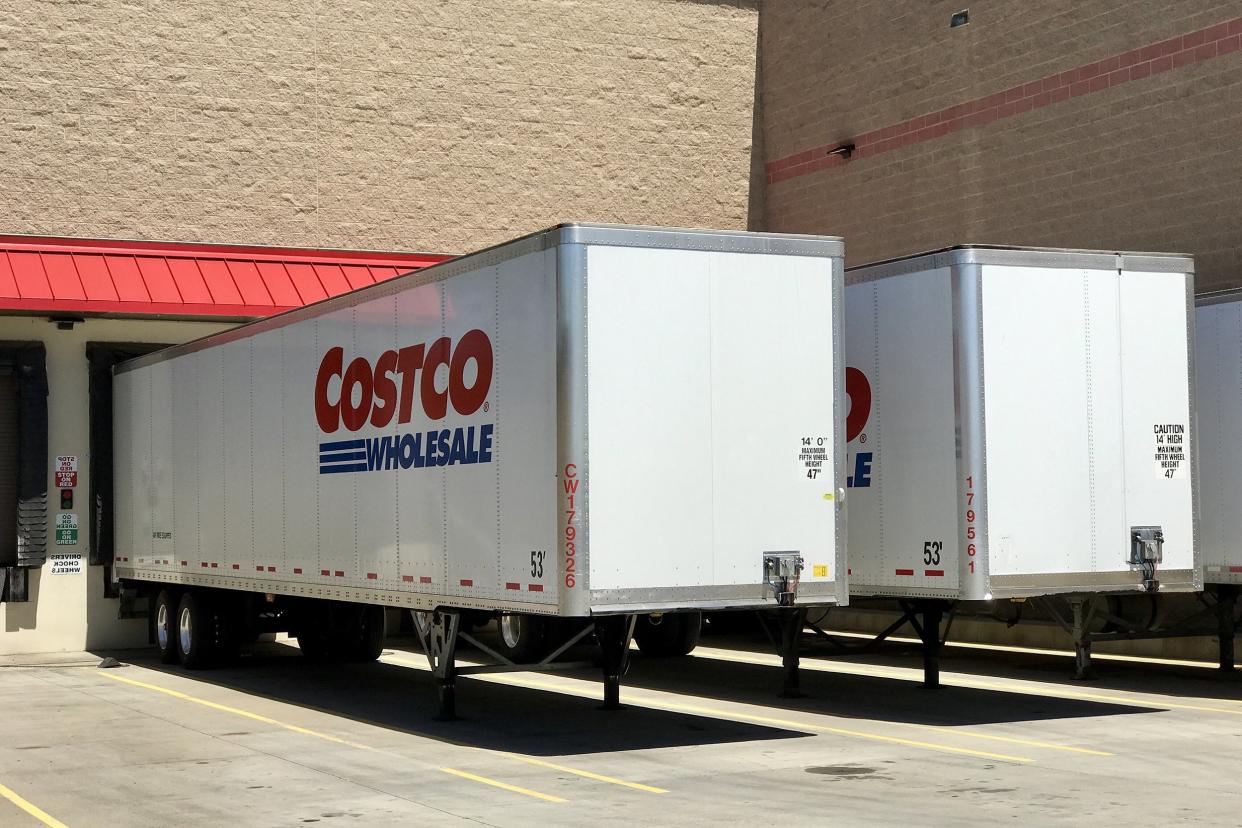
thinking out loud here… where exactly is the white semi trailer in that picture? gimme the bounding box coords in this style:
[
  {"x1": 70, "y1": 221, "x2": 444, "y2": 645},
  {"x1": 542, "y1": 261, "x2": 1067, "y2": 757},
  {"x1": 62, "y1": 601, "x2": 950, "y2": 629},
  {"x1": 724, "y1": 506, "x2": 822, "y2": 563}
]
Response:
[
  {"x1": 1191, "y1": 290, "x2": 1242, "y2": 667},
  {"x1": 837, "y1": 246, "x2": 1198, "y2": 681},
  {"x1": 112, "y1": 224, "x2": 848, "y2": 714}
]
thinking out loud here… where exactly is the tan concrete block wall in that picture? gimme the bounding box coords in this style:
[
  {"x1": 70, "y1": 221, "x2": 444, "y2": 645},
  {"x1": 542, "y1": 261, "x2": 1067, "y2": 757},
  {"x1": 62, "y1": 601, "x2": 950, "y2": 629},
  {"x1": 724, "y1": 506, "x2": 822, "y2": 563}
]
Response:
[
  {"x1": 0, "y1": 0, "x2": 758, "y2": 254},
  {"x1": 761, "y1": 1, "x2": 1242, "y2": 290}
]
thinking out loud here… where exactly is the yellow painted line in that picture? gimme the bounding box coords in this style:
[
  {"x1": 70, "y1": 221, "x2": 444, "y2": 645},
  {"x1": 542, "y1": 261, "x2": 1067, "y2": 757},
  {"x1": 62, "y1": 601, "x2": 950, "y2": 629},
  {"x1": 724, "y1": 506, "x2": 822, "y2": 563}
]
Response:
[
  {"x1": 101, "y1": 668, "x2": 635, "y2": 800},
  {"x1": 807, "y1": 625, "x2": 1221, "y2": 669},
  {"x1": 439, "y1": 768, "x2": 566, "y2": 803},
  {"x1": 383, "y1": 655, "x2": 1032, "y2": 763},
  {"x1": 100, "y1": 671, "x2": 375, "y2": 750},
  {"x1": 0, "y1": 782, "x2": 69, "y2": 828},
  {"x1": 694, "y1": 644, "x2": 1242, "y2": 719},
  {"x1": 499, "y1": 754, "x2": 667, "y2": 793}
]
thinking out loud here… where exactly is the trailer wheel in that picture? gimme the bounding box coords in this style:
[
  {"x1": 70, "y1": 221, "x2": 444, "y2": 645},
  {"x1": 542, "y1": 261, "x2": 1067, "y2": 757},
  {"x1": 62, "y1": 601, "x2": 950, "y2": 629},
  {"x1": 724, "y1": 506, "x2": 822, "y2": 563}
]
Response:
[
  {"x1": 176, "y1": 591, "x2": 216, "y2": 669},
  {"x1": 154, "y1": 590, "x2": 179, "y2": 664},
  {"x1": 496, "y1": 613, "x2": 547, "y2": 663},
  {"x1": 346, "y1": 605, "x2": 387, "y2": 662},
  {"x1": 634, "y1": 612, "x2": 702, "y2": 657}
]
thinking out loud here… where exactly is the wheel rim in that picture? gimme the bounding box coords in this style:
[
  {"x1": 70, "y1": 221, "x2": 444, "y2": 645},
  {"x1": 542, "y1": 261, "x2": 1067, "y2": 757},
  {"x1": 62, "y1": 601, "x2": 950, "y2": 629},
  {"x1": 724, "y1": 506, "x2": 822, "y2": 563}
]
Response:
[
  {"x1": 179, "y1": 606, "x2": 193, "y2": 655},
  {"x1": 156, "y1": 603, "x2": 169, "y2": 650},
  {"x1": 500, "y1": 614, "x2": 521, "y2": 648}
]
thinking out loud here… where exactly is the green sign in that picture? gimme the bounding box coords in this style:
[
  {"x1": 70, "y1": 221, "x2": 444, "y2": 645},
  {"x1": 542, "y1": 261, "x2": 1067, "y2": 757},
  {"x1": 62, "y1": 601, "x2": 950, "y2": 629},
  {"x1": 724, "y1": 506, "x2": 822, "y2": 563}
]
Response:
[{"x1": 55, "y1": 512, "x2": 78, "y2": 546}]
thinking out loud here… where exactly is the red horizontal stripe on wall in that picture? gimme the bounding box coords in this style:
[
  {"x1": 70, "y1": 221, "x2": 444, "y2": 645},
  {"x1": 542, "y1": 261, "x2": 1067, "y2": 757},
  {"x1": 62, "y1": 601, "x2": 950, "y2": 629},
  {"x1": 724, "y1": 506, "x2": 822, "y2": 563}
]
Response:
[{"x1": 767, "y1": 16, "x2": 1242, "y2": 184}]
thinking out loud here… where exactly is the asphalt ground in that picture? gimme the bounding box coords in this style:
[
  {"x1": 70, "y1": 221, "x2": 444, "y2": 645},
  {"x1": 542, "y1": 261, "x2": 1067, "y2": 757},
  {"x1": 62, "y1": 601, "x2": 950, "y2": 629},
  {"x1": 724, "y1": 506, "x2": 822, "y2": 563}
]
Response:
[{"x1": 2, "y1": 626, "x2": 1242, "y2": 827}]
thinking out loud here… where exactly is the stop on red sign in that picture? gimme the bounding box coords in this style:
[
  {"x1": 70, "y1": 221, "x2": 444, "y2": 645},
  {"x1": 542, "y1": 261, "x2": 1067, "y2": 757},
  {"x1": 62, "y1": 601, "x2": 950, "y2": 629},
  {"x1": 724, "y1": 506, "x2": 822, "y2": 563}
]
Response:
[{"x1": 56, "y1": 471, "x2": 77, "y2": 488}]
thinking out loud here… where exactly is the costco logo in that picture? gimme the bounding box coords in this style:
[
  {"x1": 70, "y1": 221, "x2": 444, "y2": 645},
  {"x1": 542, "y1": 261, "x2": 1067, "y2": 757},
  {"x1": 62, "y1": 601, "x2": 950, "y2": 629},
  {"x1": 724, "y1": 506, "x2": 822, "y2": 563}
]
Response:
[
  {"x1": 846, "y1": 366, "x2": 873, "y2": 488},
  {"x1": 314, "y1": 330, "x2": 494, "y2": 475}
]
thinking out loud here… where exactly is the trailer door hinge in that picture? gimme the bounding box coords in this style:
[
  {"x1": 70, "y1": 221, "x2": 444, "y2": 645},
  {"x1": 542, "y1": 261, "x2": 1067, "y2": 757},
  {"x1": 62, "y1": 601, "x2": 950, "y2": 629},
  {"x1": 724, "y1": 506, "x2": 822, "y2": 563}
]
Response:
[
  {"x1": 1129, "y1": 525, "x2": 1163, "y2": 593},
  {"x1": 763, "y1": 551, "x2": 804, "y2": 607}
]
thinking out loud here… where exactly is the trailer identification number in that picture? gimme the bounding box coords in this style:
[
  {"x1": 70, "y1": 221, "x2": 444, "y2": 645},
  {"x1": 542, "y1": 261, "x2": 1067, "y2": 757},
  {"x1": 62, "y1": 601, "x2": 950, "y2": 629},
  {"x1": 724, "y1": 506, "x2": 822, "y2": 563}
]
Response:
[
  {"x1": 1153, "y1": 423, "x2": 1186, "y2": 479},
  {"x1": 563, "y1": 463, "x2": 579, "y2": 588}
]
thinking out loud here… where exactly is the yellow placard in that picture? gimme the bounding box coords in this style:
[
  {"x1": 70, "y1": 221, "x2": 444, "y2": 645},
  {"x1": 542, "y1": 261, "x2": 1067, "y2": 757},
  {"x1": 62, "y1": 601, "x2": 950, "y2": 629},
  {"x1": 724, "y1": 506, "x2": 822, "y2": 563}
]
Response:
[{"x1": 812, "y1": 564, "x2": 828, "y2": 578}]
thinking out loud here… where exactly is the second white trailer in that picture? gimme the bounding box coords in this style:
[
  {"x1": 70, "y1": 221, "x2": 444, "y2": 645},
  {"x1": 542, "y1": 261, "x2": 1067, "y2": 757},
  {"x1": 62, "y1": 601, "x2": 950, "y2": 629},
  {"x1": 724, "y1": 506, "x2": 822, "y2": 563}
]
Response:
[{"x1": 836, "y1": 246, "x2": 1198, "y2": 679}]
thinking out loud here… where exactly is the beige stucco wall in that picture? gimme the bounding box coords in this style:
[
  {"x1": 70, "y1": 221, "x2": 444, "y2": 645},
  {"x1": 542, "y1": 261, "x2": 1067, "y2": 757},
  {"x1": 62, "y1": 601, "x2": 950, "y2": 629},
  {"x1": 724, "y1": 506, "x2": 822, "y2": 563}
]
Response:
[
  {"x1": 0, "y1": 315, "x2": 230, "y2": 655},
  {"x1": 0, "y1": 0, "x2": 760, "y2": 254}
]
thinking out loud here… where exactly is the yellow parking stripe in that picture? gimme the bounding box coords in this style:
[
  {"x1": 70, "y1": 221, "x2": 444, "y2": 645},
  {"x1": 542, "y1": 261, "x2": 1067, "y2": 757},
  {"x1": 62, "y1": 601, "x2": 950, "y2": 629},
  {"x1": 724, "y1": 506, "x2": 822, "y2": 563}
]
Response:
[
  {"x1": 99, "y1": 672, "x2": 374, "y2": 750},
  {"x1": 439, "y1": 768, "x2": 566, "y2": 803},
  {"x1": 384, "y1": 655, "x2": 1033, "y2": 763},
  {"x1": 99, "y1": 670, "x2": 573, "y2": 803},
  {"x1": 499, "y1": 754, "x2": 668, "y2": 793},
  {"x1": 0, "y1": 782, "x2": 69, "y2": 828}
]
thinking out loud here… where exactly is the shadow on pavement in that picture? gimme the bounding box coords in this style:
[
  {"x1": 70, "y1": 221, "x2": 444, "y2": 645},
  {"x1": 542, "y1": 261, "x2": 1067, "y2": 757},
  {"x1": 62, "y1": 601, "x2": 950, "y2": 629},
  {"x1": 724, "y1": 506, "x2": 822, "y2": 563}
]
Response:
[{"x1": 107, "y1": 641, "x2": 807, "y2": 757}]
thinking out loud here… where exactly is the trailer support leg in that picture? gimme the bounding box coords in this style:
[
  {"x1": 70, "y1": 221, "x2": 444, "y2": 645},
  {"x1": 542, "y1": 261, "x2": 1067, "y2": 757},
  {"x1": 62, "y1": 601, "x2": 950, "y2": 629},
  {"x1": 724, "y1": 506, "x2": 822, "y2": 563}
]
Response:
[
  {"x1": 597, "y1": 614, "x2": 635, "y2": 711},
  {"x1": 779, "y1": 608, "x2": 808, "y2": 699},
  {"x1": 1070, "y1": 597, "x2": 1093, "y2": 681},
  {"x1": 916, "y1": 601, "x2": 945, "y2": 689},
  {"x1": 421, "y1": 609, "x2": 461, "y2": 721},
  {"x1": 1216, "y1": 586, "x2": 1238, "y2": 673}
]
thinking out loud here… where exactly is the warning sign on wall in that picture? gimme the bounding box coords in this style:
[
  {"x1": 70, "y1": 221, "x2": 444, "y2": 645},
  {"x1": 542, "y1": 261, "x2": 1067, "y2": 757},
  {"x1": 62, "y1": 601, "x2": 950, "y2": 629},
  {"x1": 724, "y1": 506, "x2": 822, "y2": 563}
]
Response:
[
  {"x1": 54, "y1": 512, "x2": 78, "y2": 546},
  {"x1": 56, "y1": 456, "x2": 77, "y2": 473},
  {"x1": 49, "y1": 552, "x2": 83, "y2": 575},
  {"x1": 56, "y1": 471, "x2": 77, "y2": 488}
]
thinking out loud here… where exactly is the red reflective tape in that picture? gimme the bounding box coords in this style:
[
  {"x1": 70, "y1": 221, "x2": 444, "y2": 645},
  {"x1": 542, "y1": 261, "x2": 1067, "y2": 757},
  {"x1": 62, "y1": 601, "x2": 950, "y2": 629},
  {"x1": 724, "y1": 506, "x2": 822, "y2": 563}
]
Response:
[
  {"x1": 232, "y1": 564, "x2": 240, "y2": 570},
  {"x1": 211, "y1": 562, "x2": 218, "y2": 568},
  {"x1": 895, "y1": 568, "x2": 915, "y2": 576},
  {"x1": 267, "y1": 566, "x2": 276, "y2": 572},
  {"x1": 925, "y1": 569, "x2": 945, "y2": 577},
  {"x1": 528, "y1": 584, "x2": 544, "y2": 592},
  {"x1": 402, "y1": 575, "x2": 414, "y2": 582},
  {"x1": 847, "y1": 568, "x2": 852, "y2": 575},
  {"x1": 180, "y1": 561, "x2": 187, "y2": 566},
  {"x1": 366, "y1": 572, "x2": 378, "y2": 580},
  {"x1": 256, "y1": 566, "x2": 264, "y2": 572},
  {"x1": 1230, "y1": 566, "x2": 1242, "y2": 573},
  {"x1": 420, "y1": 576, "x2": 432, "y2": 584},
  {"x1": 505, "y1": 582, "x2": 520, "y2": 590},
  {"x1": 334, "y1": 570, "x2": 344, "y2": 577},
  {"x1": 200, "y1": 562, "x2": 208, "y2": 567},
  {"x1": 460, "y1": 579, "x2": 473, "y2": 587},
  {"x1": 293, "y1": 567, "x2": 302, "y2": 574},
  {"x1": 321, "y1": 569, "x2": 330, "y2": 576}
]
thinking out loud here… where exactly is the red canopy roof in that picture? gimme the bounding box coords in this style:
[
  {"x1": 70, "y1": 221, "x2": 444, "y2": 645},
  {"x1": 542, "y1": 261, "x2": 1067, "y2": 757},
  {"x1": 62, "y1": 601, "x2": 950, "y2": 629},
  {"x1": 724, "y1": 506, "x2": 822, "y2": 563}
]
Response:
[{"x1": 0, "y1": 235, "x2": 452, "y2": 319}]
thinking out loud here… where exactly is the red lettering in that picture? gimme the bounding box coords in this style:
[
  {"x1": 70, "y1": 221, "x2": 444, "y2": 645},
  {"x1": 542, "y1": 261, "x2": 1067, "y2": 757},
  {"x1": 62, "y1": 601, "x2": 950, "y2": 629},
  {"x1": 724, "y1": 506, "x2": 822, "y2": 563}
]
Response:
[
  {"x1": 315, "y1": 347, "x2": 344, "y2": 433},
  {"x1": 341, "y1": 357, "x2": 373, "y2": 432},
  {"x1": 845, "y1": 367, "x2": 872, "y2": 442},
  {"x1": 370, "y1": 350, "x2": 399, "y2": 428},
  {"x1": 449, "y1": 329, "x2": 493, "y2": 415},
  {"x1": 396, "y1": 343, "x2": 424, "y2": 424},
  {"x1": 421, "y1": 337, "x2": 451, "y2": 421}
]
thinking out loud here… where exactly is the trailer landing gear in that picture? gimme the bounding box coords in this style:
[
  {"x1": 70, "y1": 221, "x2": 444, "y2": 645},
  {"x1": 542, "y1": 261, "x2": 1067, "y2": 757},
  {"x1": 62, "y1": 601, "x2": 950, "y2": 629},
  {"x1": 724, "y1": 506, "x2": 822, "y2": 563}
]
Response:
[{"x1": 412, "y1": 610, "x2": 636, "y2": 719}]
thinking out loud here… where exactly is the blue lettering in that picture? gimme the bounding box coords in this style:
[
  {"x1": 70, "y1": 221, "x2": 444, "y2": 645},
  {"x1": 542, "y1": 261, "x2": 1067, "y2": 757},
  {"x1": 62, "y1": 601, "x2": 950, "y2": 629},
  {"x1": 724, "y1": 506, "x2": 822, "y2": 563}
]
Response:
[
  {"x1": 382, "y1": 436, "x2": 398, "y2": 470},
  {"x1": 847, "y1": 451, "x2": 873, "y2": 488},
  {"x1": 479, "y1": 423, "x2": 493, "y2": 463},
  {"x1": 399, "y1": 433, "x2": 417, "y2": 469},
  {"x1": 449, "y1": 428, "x2": 467, "y2": 465},
  {"x1": 464, "y1": 426, "x2": 479, "y2": 464},
  {"x1": 423, "y1": 430, "x2": 437, "y2": 466},
  {"x1": 366, "y1": 437, "x2": 383, "y2": 471},
  {"x1": 436, "y1": 429, "x2": 451, "y2": 466}
]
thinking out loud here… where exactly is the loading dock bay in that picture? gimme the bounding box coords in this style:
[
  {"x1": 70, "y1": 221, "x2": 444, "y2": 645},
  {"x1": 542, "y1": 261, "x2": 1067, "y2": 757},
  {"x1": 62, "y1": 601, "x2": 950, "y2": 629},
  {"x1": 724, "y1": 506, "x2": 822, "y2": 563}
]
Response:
[{"x1": 2, "y1": 629, "x2": 1241, "y2": 826}]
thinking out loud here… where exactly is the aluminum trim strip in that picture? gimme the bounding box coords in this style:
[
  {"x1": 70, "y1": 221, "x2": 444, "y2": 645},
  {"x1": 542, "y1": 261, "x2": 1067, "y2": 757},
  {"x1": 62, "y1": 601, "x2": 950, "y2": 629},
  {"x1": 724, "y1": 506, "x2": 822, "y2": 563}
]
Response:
[
  {"x1": 848, "y1": 245, "x2": 1194, "y2": 284},
  {"x1": 557, "y1": 223, "x2": 844, "y2": 257}
]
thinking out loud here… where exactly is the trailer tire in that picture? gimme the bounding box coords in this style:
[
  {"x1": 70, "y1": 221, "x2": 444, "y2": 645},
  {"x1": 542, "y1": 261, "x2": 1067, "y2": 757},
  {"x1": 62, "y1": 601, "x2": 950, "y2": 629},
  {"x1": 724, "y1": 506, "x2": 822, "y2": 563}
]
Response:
[
  {"x1": 635, "y1": 612, "x2": 702, "y2": 657},
  {"x1": 176, "y1": 591, "x2": 216, "y2": 669},
  {"x1": 346, "y1": 605, "x2": 386, "y2": 663},
  {"x1": 495, "y1": 613, "x2": 548, "y2": 663},
  {"x1": 154, "y1": 590, "x2": 180, "y2": 664}
]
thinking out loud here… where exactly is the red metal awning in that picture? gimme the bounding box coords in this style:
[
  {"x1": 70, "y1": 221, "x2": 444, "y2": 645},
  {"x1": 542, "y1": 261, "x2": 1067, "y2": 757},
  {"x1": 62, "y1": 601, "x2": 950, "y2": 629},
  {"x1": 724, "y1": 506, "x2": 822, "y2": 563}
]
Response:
[{"x1": 0, "y1": 235, "x2": 452, "y2": 320}]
